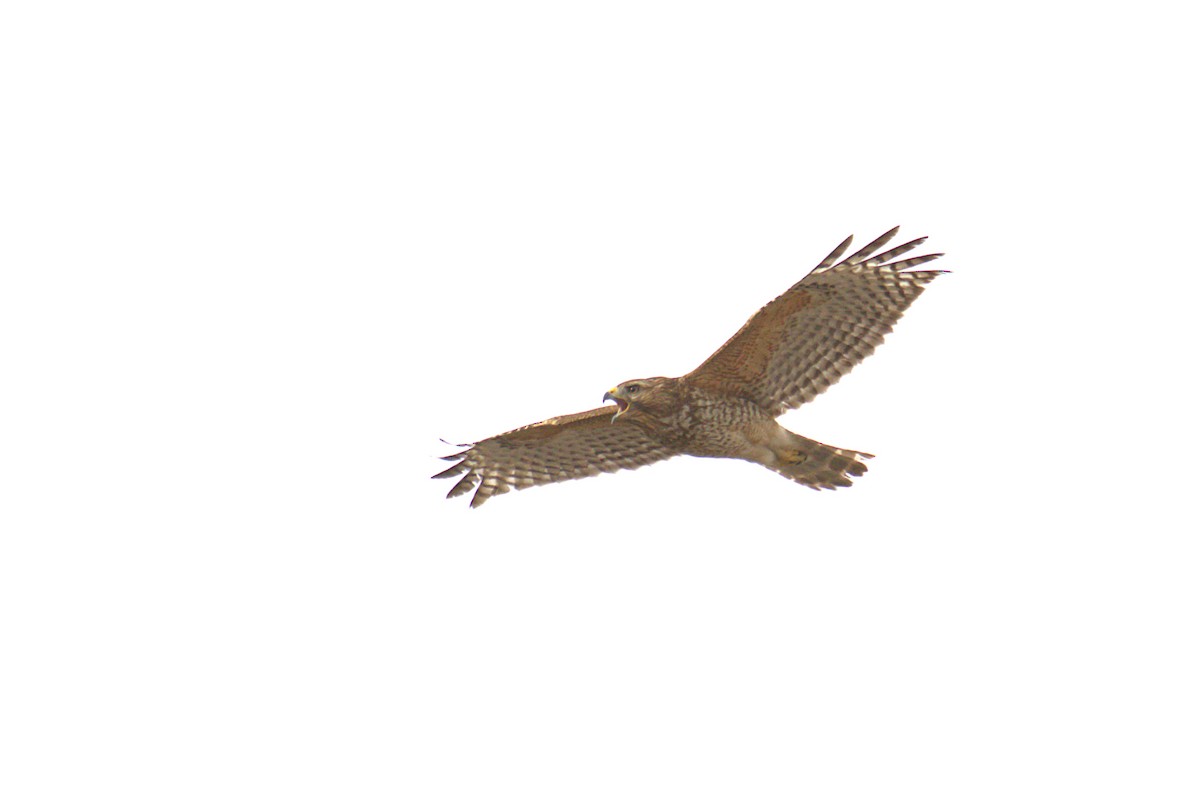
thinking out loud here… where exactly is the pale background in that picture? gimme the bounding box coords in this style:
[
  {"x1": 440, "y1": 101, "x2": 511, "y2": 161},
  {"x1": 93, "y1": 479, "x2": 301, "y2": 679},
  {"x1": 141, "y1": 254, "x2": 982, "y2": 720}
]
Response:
[{"x1": 2, "y1": 1, "x2": 1197, "y2": 783}]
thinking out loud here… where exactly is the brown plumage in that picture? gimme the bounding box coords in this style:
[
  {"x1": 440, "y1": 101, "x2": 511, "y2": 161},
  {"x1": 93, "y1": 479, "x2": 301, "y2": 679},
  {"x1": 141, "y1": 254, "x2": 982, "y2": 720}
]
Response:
[{"x1": 435, "y1": 227, "x2": 947, "y2": 507}]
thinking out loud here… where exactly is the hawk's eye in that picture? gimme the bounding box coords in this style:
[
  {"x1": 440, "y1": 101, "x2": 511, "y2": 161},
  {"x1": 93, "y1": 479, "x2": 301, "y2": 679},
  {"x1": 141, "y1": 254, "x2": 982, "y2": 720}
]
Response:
[{"x1": 627, "y1": 384, "x2": 640, "y2": 394}]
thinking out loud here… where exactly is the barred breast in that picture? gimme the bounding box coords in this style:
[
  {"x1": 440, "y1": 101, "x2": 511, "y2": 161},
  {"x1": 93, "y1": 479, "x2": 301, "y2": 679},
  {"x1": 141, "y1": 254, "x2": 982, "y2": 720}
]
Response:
[{"x1": 673, "y1": 388, "x2": 775, "y2": 459}]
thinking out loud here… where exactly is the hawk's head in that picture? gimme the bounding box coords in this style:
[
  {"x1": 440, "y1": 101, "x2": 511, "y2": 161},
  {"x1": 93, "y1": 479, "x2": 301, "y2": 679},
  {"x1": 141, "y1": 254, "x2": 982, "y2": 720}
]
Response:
[{"x1": 602, "y1": 377, "x2": 672, "y2": 423}]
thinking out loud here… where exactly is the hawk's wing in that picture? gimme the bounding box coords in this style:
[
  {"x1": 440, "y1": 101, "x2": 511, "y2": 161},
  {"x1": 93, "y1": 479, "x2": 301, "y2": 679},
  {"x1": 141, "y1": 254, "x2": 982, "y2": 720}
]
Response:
[
  {"x1": 685, "y1": 227, "x2": 945, "y2": 416},
  {"x1": 434, "y1": 406, "x2": 678, "y2": 507}
]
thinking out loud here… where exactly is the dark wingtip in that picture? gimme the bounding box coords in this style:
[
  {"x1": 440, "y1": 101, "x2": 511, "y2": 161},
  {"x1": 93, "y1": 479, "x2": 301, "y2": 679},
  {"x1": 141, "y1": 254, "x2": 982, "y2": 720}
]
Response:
[
  {"x1": 432, "y1": 462, "x2": 467, "y2": 480},
  {"x1": 447, "y1": 474, "x2": 477, "y2": 499}
]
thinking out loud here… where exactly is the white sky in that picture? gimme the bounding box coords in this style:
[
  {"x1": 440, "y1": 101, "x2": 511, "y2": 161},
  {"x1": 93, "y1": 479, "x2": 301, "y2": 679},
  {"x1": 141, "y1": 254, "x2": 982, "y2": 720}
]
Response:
[{"x1": 3, "y1": 1, "x2": 1198, "y2": 783}]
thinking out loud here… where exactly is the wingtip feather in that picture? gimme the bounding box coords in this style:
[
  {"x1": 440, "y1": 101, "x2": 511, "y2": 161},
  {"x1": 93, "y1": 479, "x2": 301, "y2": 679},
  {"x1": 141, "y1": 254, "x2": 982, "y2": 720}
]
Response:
[
  {"x1": 448, "y1": 474, "x2": 477, "y2": 499},
  {"x1": 814, "y1": 234, "x2": 855, "y2": 272}
]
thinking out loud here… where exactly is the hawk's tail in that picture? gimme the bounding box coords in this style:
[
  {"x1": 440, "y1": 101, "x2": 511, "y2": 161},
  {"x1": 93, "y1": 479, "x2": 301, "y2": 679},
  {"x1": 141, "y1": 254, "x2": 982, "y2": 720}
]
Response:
[{"x1": 767, "y1": 433, "x2": 872, "y2": 490}]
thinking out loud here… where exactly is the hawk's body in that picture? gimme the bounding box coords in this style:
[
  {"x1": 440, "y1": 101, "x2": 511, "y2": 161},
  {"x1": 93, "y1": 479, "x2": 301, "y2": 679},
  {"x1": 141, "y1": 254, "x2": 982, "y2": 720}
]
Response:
[{"x1": 436, "y1": 227, "x2": 946, "y2": 507}]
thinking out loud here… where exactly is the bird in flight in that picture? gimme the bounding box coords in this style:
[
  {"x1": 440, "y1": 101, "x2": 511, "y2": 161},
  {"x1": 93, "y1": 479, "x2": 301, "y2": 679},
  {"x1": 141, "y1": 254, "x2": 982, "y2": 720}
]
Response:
[{"x1": 436, "y1": 227, "x2": 947, "y2": 507}]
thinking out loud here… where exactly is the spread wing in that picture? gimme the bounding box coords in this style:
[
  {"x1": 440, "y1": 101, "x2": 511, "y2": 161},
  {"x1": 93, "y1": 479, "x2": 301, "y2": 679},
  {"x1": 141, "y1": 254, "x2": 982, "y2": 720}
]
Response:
[
  {"x1": 434, "y1": 406, "x2": 678, "y2": 507},
  {"x1": 685, "y1": 227, "x2": 946, "y2": 416}
]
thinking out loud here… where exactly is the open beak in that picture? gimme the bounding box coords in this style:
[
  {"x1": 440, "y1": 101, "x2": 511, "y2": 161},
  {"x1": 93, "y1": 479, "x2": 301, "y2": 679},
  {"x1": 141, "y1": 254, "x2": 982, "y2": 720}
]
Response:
[{"x1": 603, "y1": 389, "x2": 629, "y2": 422}]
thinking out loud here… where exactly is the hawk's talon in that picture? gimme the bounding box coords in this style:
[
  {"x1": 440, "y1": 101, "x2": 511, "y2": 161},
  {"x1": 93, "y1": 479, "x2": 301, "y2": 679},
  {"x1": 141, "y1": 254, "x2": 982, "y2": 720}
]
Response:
[{"x1": 779, "y1": 449, "x2": 808, "y2": 465}]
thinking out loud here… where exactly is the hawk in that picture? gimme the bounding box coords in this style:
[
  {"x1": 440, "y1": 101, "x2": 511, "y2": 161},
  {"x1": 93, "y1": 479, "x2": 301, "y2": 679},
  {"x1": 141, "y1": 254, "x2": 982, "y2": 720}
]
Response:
[{"x1": 436, "y1": 227, "x2": 946, "y2": 507}]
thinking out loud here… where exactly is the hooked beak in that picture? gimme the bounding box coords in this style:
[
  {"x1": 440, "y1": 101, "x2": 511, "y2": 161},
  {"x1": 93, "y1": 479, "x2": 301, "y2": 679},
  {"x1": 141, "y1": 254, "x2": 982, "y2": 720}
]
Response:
[{"x1": 603, "y1": 389, "x2": 629, "y2": 422}]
